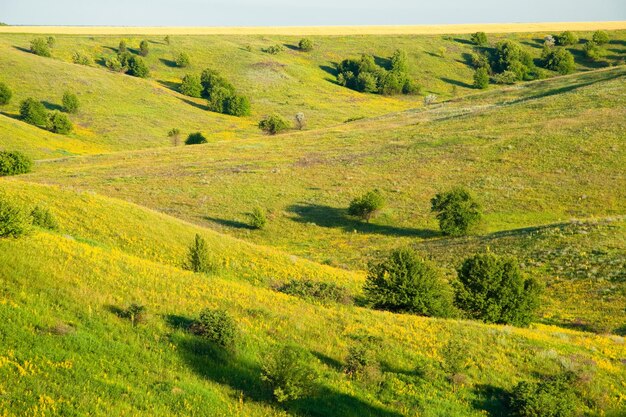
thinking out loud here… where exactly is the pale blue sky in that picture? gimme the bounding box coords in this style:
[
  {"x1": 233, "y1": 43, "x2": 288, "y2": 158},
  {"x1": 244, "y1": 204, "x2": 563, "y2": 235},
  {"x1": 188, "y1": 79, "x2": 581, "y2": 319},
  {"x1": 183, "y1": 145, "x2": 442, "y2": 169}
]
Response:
[{"x1": 1, "y1": 0, "x2": 624, "y2": 26}]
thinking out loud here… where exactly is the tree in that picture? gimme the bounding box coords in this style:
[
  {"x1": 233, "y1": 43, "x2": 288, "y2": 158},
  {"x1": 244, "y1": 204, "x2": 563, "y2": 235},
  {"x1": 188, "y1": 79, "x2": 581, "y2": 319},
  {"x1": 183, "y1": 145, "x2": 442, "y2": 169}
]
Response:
[
  {"x1": 430, "y1": 187, "x2": 481, "y2": 236},
  {"x1": 118, "y1": 40, "x2": 128, "y2": 53},
  {"x1": 262, "y1": 44, "x2": 284, "y2": 54},
  {"x1": 390, "y1": 49, "x2": 409, "y2": 73},
  {"x1": 0, "y1": 82, "x2": 11, "y2": 105},
  {"x1": 72, "y1": 51, "x2": 92, "y2": 65},
  {"x1": 470, "y1": 32, "x2": 488, "y2": 46},
  {"x1": 139, "y1": 40, "x2": 149, "y2": 56},
  {"x1": 164, "y1": 35, "x2": 171, "y2": 45},
  {"x1": 46, "y1": 36, "x2": 56, "y2": 48},
  {"x1": 105, "y1": 56, "x2": 123, "y2": 72},
  {"x1": 184, "y1": 233, "x2": 212, "y2": 272},
  {"x1": 185, "y1": 132, "x2": 207, "y2": 145},
  {"x1": 168, "y1": 128, "x2": 181, "y2": 146},
  {"x1": 30, "y1": 38, "x2": 51, "y2": 57},
  {"x1": 31, "y1": 206, "x2": 58, "y2": 230},
  {"x1": 492, "y1": 40, "x2": 535, "y2": 80},
  {"x1": 294, "y1": 112, "x2": 305, "y2": 130},
  {"x1": 47, "y1": 111, "x2": 73, "y2": 134},
  {"x1": 510, "y1": 372, "x2": 578, "y2": 417},
  {"x1": 127, "y1": 56, "x2": 149, "y2": 78},
  {"x1": 175, "y1": 52, "x2": 190, "y2": 68},
  {"x1": 364, "y1": 248, "x2": 454, "y2": 317},
  {"x1": 348, "y1": 189, "x2": 384, "y2": 222},
  {"x1": 454, "y1": 253, "x2": 542, "y2": 326},
  {"x1": 261, "y1": 345, "x2": 317, "y2": 403},
  {"x1": 62, "y1": 91, "x2": 79, "y2": 113},
  {"x1": 223, "y1": 95, "x2": 251, "y2": 117},
  {"x1": 191, "y1": 309, "x2": 238, "y2": 350},
  {"x1": 591, "y1": 30, "x2": 609, "y2": 45},
  {"x1": 473, "y1": 67, "x2": 489, "y2": 89},
  {"x1": 180, "y1": 74, "x2": 203, "y2": 97},
  {"x1": 555, "y1": 31, "x2": 578, "y2": 46},
  {"x1": 248, "y1": 207, "x2": 267, "y2": 229},
  {"x1": 583, "y1": 41, "x2": 606, "y2": 61},
  {"x1": 298, "y1": 38, "x2": 313, "y2": 52},
  {"x1": 258, "y1": 115, "x2": 289, "y2": 135},
  {"x1": 542, "y1": 47, "x2": 575, "y2": 74},
  {"x1": 0, "y1": 198, "x2": 31, "y2": 238},
  {"x1": 0, "y1": 151, "x2": 32, "y2": 176},
  {"x1": 20, "y1": 98, "x2": 48, "y2": 127}
]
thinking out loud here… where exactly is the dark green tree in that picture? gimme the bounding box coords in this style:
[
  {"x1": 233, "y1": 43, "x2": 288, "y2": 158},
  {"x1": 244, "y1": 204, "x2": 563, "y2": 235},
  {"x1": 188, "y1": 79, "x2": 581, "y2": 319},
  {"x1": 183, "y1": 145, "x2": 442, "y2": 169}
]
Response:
[
  {"x1": 258, "y1": 115, "x2": 289, "y2": 135},
  {"x1": 20, "y1": 98, "x2": 48, "y2": 127},
  {"x1": 473, "y1": 67, "x2": 490, "y2": 89},
  {"x1": 555, "y1": 31, "x2": 578, "y2": 46},
  {"x1": 430, "y1": 187, "x2": 481, "y2": 236},
  {"x1": 175, "y1": 52, "x2": 190, "y2": 68},
  {"x1": 470, "y1": 32, "x2": 488, "y2": 46},
  {"x1": 118, "y1": 40, "x2": 128, "y2": 53},
  {"x1": 62, "y1": 91, "x2": 79, "y2": 113},
  {"x1": 510, "y1": 372, "x2": 578, "y2": 417},
  {"x1": 139, "y1": 40, "x2": 149, "y2": 56},
  {"x1": 47, "y1": 111, "x2": 73, "y2": 134},
  {"x1": 180, "y1": 74, "x2": 203, "y2": 97},
  {"x1": 298, "y1": 38, "x2": 313, "y2": 51},
  {"x1": 0, "y1": 151, "x2": 33, "y2": 176},
  {"x1": 348, "y1": 189, "x2": 385, "y2": 222},
  {"x1": 185, "y1": 132, "x2": 207, "y2": 145},
  {"x1": 542, "y1": 47, "x2": 576, "y2": 74},
  {"x1": 0, "y1": 198, "x2": 31, "y2": 238},
  {"x1": 184, "y1": 233, "x2": 212, "y2": 272},
  {"x1": 591, "y1": 30, "x2": 609, "y2": 45},
  {"x1": 191, "y1": 309, "x2": 238, "y2": 350},
  {"x1": 127, "y1": 56, "x2": 149, "y2": 78},
  {"x1": 0, "y1": 82, "x2": 12, "y2": 105}
]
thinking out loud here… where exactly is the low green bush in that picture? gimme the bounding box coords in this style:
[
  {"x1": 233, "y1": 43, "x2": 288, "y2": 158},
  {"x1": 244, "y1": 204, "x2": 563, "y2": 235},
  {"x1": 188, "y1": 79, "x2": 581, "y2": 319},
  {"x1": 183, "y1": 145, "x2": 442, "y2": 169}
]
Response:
[
  {"x1": 0, "y1": 82, "x2": 12, "y2": 105},
  {"x1": 30, "y1": 38, "x2": 51, "y2": 57},
  {"x1": 348, "y1": 189, "x2": 384, "y2": 222},
  {"x1": 278, "y1": 279, "x2": 351, "y2": 304},
  {"x1": 0, "y1": 151, "x2": 32, "y2": 176},
  {"x1": 47, "y1": 111, "x2": 73, "y2": 134},
  {"x1": 261, "y1": 345, "x2": 317, "y2": 402},
  {"x1": 180, "y1": 74, "x2": 203, "y2": 97},
  {"x1": 71, "y1": 51, "x2": 92, "y2": 65},
  {"x1": 175, "y1": 52, "x2": 190, "y2": 68},
  {"x1": 248, "y1": 207, "x2": 267, "y2": 229},
  {"x1": 31, "y1": 206, "x2": 59, "y2": 230},
  {"x1": 510, "y1": 372, "x2": 579, "y2": 417},
  {"x1": 62, "y1": 92, "x2": 79, "y2": 113},
  {"x1": 20, "y1": 98, "x2": 48, "y2": 127},
  {"x1": 183, "y1": 233, "x2": 213, "y2": 272},
  {"x1": 185, "y1": 132, "x2": 207, "y2": 145},
  {"x1": 0, "y1": 198, "x2": 31, "y2": 238},
  {"x1": 262, "y1": 44, "x2": 284, "y2": 54},
  {"x1": 431, "y1": 187, "x2": 481, "y2": 236},
  {"x1": 258, "y1": 115, "x2": 289, "y2": 135},
  {"x1": 191, "y1": 309, "x2": 238, "y2": 350},
  {"x1": 470, "y1": 32, "x2": 488, "y2": 46},
  {"x1": 298, "y1": 38, "x2": 313, "y2": 51}
]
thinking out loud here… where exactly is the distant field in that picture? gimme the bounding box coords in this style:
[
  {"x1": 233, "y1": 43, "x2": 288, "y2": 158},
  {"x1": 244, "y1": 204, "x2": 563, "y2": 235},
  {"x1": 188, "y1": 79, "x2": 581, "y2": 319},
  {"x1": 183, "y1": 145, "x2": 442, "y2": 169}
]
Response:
[{"x1": 1, "y1": 21, "x2": 625, "y2": 35}]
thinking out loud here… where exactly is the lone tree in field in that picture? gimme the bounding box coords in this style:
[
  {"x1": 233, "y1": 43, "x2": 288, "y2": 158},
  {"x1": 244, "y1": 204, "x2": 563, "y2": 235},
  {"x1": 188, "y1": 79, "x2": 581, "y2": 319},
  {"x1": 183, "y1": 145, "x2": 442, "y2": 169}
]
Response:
[
  {"x1": 365, "y1": 248, "x2": 454, "y2": 317},
  {"x1": 455, "y1": 253, "x2": 541, "y2": 326},
  {"x1": 184, "y1": 234, "x2": 212, "y2": 273},
  {"x1": 258, "y1": 115, "x2": 289, "y2": 135},
  {"x1": 20, "y1": 98, "x2": 48, "y2": 127},
  {"x1": 470, "y1": 32, "x2": 488, "y2": 46},
  {"x1": 127, "y1": 56, "x2": 149, "y2": 78},
  {"x1": 175, "y1": 52, "x2": 190, "y2": 68},
  {"x1": 62, "y1": 91, "x2": 79, "y2": 113},
  {"x1": 180, "y1": 74, "x2": 203, "y2": 97},
  {"x1": 168, "y1": 128, "x2": 181, "y2": 146},
  {"x1": 118, "y1": 40, "x2": 128, "y2": 53},
  {"x1": 30, "y1": 38, "x2": 51, "y2": 57},
  {"x1": 0, "y1": 82, "x2": 11, "y2": 105},
  {"x1": 298, "y1": 38, "x2": 313, "y2": 52},
  {"x1": 348, "y1": 189, "x2": 384, "y2": 223},
  {"x1": 139, "y1": 40, "x2": 150, "y2": 56},
  {"x1": 185, "y1": 132, "x2": 207, "y2": 145},
  {"x1": 473, "y1": 68, "x2": 489, "y2": 89},
  {"x1": 431, "y1": 187, "x2": 481, "y2": 236}
]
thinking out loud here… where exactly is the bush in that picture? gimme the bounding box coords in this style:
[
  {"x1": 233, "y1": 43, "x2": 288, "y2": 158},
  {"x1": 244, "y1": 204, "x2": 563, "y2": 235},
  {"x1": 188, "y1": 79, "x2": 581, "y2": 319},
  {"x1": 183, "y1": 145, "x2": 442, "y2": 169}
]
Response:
[
  {"x1": 30, "y1": 38, "x2": 51, "y2": 57},
  {"x1": 455, "y1": 253, "x2": 542, "y2": 326},
  {"x1": 105, "y1": 56, "x2": 123, "y2": 72},
  {"x1": 348, "y1": 189, "x2": 384, "y2": 222},
  {"x1": 31, "y1": 206, "x2": 59, "y2": 230},
  {"x1": 583, "y1": 42, "x2": 606, "y2": 62},
  {"x1": 117, "y1": 51, "x2": 133, "y2": 69},
  {"x1": 510, "y1": 372, "x2": 578, "y2": 417},
  {"x1": 294, "y1": 112, "x2": 306, "y2": 130},
  {"x1": 337, "y1": 51, "x2": 415, "y2": 95},
  {"x1": 184, "y1": 233, "x2": 213, "y2": 272},
  {"x1": 473, "y1": 67, "x2": 489, "y2": 89},
  {"x1": 493, "y1": 70, "x2": 518, "y2": 85},
  {"x1": 20, "y1": 98, "x2": 48, "y2": 127},
  {"x1": 139, "y1": 40, "x2": 149, "y2": 56},
  {"x1": 200, "y1": 68, "x2": 250, "y2": 116},
  {"x1": 248, "y1": 207, "x2": 267, "y2": 229},
  {"x1": 298, "y1": 38, "x2": 313, "y2": 51},
  {"x1": 62, "y1": 91, "x2": 79, "y2": 113},
  {"x1": 261, "y1": 345, "x2": 317, "y2": 402},
  {"x1": 191, "y1": 309, "x2": 237, "y2": 350},
  {"x1": 127, "y1": 56, "x2": 149, "y2": 78},
  {"x1": 0, "y1": 151, "x2": 33, "y2": 176},
  {"x1": 71, "y1": 51, "x2": 92, "y2": 65},
  {"x1": 180, "y1": 74, "x2": 203, "y2": 97},
  {"x1": 168, "y1": 128, "x2": 181, "y2": 146},
  {"x1": 262, "y1": 44, "x2": 284, "y2": 54},
  {"x1": 364, "y1": 248, "x2": 455, "y2": 317},
  {"x1": 118, "y1": 40, "x2": 127, "y2": 53},
  {"x1": 591, "y1": 30, "x2": 609, "y2": 45},
  {"x1": 223, "y1": 95, "x2": 251, "y2": 117},
  {"x1": 278, "y1": 279, "x2": 351, "y2": 304},
  {"x1": 47, "y1": 111, "x2": 73, "y2": 134},
  {"x1": 470, "y1": 32, "x2": 488, "y2": 46},
  {"x1": 258, "y1": 114, "x2": 289, "y2": 135},
  {"x1": 555, "y1": 31, "x2": 579, "y2": 46},
  {"x1": 185, "y1": 132, "x2": 207, "y2": 145},
  {"x1": 120, "y1": 303, "x2": 147, "y2": 326},
  {"x1": 0, "y1": 82, "x2": 12, "y2": 105},
  {"x1": 0, "y1": 198, "x2": 31, "y2": 238},
  {"x1": 164, "y1": 35, "x2": 171, "y2": 45},
  {"x1": 424, "y1": 94, "x2": 437, "y2": 105},
  {"x1": 430, "y1": 187, "x2": 481, "y2": 236},
  {"x1": 175, "y1": 52, "x2": 190, "y2": 68},
  {"x1": 344, "y1": 342, "x2": 380, "y2": 382},
  {"x1": 492, "y1": 40, "x2": 536, "y2": 81},
  {"x1": 542, "y1": 47, "x2": 575, "y2": 74},
  {"x1": 46, "y1": 36, "x2": 56, "y2": 48}
]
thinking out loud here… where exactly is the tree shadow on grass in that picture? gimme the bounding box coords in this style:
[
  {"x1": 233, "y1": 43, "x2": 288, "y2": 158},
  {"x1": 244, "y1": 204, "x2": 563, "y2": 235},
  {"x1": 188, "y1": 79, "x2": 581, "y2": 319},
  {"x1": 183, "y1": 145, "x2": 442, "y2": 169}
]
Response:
[
  {"x1": 283, "y1": 43, "x2": 299, "y2": 51},
  {"x1": 13, "y1": 45, "x2": 31, "y2": 53},
  {"x1": 287, "y1": 203, "x2": 439, "y2": 239},
  {"x1": 471, "y1": 384, "x2": 511, "y2": 417},
  {"x1": 159, "y1": 58, "x2": 177, "y2": 68},
  {"x1": 204, "y1": 216, "x2": 255, "y2": 230},
  {"x1": 170, "y1": 322, "x2": 403, "y2": 417},
  {"x1": 569, "y1": 48, "x2": 610, "y2": 69},
  {"x1": 174, "y1": 95, "x2": 207, "y2": 111},
  {"x1": 41, "y1": 101, "x2": 63, "y2": 112},
  {"x1": 320, "y1": 63, "x2": 338, "y2": 77},
  {"x1": 454, "y1": 38, "x2": 473, "y2": 45},
  {"x1": 441, "y1": 77, "x2": 474, "y2": 89}
]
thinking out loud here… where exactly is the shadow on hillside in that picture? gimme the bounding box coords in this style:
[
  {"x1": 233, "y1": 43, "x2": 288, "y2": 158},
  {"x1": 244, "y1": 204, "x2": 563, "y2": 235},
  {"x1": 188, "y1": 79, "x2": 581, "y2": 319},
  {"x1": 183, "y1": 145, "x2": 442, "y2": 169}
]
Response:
[
  {"x1": 0, "y1": 111, "x2": 22, "y2": 122},
  {"x1": 283, "y1": 43, "x2": 299, "y2": 51},
  {"x1": 569, "y1": 48, "x2": 610, "y2": 69},
  {"x1": 12, "y1": 45, "x2": 31, "y2": 53},
  {"x1": 311, "y1": 351, "x2": 344, "y2": 372},
  {"x1": 41, "y1": 100, "x2": 63, "y2": 111},
  {"x1": 170, "y1": 325, "x2": 403, "y2": 417},
  {"x1": 374, "y1": 56, "x2": 392, "y2": 70},
  {"x1": 204, "y1": 216, "x2": 255, "y2": 230},
  {"x1": 441, "y1": 77, "x2": 474, "y2": 89},
  {"x1": 286, "y1": 203, "x2": 438, "y2": 238},
  {"x1": 159, "y1": 58, "x2": 177, "y2": 68},
  {"x1": 613, "y1": 324, "x2": 626, "y2": 336},
  {"x1": 454, "y1": 38, "x2": 473, "y2": 45},
  {"x1": 156, "y1": 79, "x2": 180, "y2": 91},
  {"x1": 320, "y1": 64, "x2": 337, "y2": 77},
  {"x1": 472, "y1": 384, "x2": 511, "y2": 417},
  {"x1": 174, "y1": 95, "x2": 207, "y2": 111}
]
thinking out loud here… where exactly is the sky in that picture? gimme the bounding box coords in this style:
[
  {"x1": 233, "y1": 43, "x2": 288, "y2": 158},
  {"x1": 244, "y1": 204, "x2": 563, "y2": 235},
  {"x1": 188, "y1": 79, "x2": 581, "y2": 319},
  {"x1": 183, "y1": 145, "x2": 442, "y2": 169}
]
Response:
[{"x1": 1, "y1": 0, "x2": 625, "y2": 26}]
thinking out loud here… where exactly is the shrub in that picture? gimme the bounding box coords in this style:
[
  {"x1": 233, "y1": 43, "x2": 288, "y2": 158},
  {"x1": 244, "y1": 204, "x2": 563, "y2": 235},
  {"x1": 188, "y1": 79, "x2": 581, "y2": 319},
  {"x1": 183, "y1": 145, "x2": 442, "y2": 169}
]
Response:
[
  {"x1": 555, "y1": 31, "x2": 578, "y2": 46},
  {"x1": 31, "y1": 206, "x2": 59, "y2": 230},
  {"x1": 180, "y1": 74, "x2": 203, "y2": 97},
  {"x1": 184, "y1": 233, "x2": 213, "y2": 273},
  {"x1": 261, "y1": 345, "x2": 317, "y2": 402},
  {"x1": 337, "y1": 51, "x2": 414, "y2": 95},
  {"x1": 71, "y1": 51, "x2": 92, "y2": 65},
  {"x1": 298, "y1": 38, "x2": 313, "y2": 51},
  {"x1": 544, "y1": 35, "x2": 556, "y2": 47},
  {"x1": 583, "y1": 42, "x2": 606, "y2": 62},
  {"x1": 0, "y1": 82, "x2": 11, "y2": 105},
  {"x1": 164, "y1": 35, "x2": 171, "y2": 45},
  {"x1": 0, "y1": 198, "x2": 31, "y2": 238},
  {"x1": 117, "y1": 51, "x2": 133, "y2": 69},
  {"x1": 473, "y1": 67, "x2": 489, "y2": 89},
  {"x1": 364, "y1": 248, "x2": 455, "y2": 317},
  {"x1": 344, "y1": 342, "x2": 380, "y2": 382},
  {"x1": 455, "y1": 253, "x2": 542, "y2": 326},
  {"x1": 20, "y1": 98, "x2": 48, "y2": 127},
  {"x1": 105, "y1": 56, "x2": 123, "y2": 72},
  {"x1": 118, "y1": 40, "x2": 127, "y2": 53},
  {"x1": 30, "y1": 38, "x2": 51, "y2": 57},
  {"x1": 347, "y1": 189, "x2": 384, "y2": 222},
  {"x1": 248, "y1": 207, "x2": 267, "y2": 229},
  {"x1": 591, "y1": 30, "x2": 609, "y2": 45},
  {"x1": 168, "y1": 127, "x2": 181, "y2": 146},
  {"x1": 262, "y1": 44, "x2": 284, "y2": 54},
  {"x1": 139, "y1": 40, "x2": 149, "y2": 56},
  {"x1": 200, "y1": 68, "x2": 250, "y2": 116},
  {"x1": 470, "y1": 32, "x2": 488, "y2": 46},
  {"x1": 430, "y1": 187, "x2": 481, "y2": 236},
  {"x1": 510, "y1": 372, "x2": 578, "y2": 417},
  {"x1": 278, "y1": 279, "x2": 351, "y2": 304},
  {"x1": 0, "y1": 151, "x2": 33, "y2": 176},
  {"x1": 223, "y1": 95, "x2": 251, "y2": 117},
  {"x1": 258, "y1": 114, "x2": 289, "y2": 135},
  {"x1": 46, "y1": 36, "x2": 56, "y2": 48},
  {"x1": 120, "y1": 303, "x2": 147, "y2": 326},
  {"x1": 492, "y1": 40, "x2": 536, "y2": 80},
  {"x1": 62, "y1": 91, "x2": 79, "y2": 113},
  {"x1": 191, "y1": 309, "x2": 237, "y2": 350},
  {"x1": 175, "y1": 52, "x2": 190, "y2": 67},
  {"x1": 542, "y1": 47, "x2": 576, "y2": 74},
  {"x1": 294, "y1": 112, "x2": 306, "y2": 130},
  {"x1": 127, "y1": 56, "x2": 149, "y2": 78},
  {"x1": 493, "y1": 70, "x2": 518, "y2": 84},
  {"x1": 47, "y1": 111, "x2": 73, "y2": 134},
  {"x1": 470, "y1": 52, "x2": 491, "y2": 72},
  {"x1": 185, "y1": 132, "x2": 207, "y2": 145}
]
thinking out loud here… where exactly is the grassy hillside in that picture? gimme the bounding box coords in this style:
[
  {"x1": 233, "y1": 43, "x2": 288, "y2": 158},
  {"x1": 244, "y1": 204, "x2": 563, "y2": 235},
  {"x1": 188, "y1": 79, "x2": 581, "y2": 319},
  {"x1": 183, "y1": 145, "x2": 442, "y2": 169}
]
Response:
[{"x1": 1, "y1": 180, "x2": 625, "y2": 416}]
